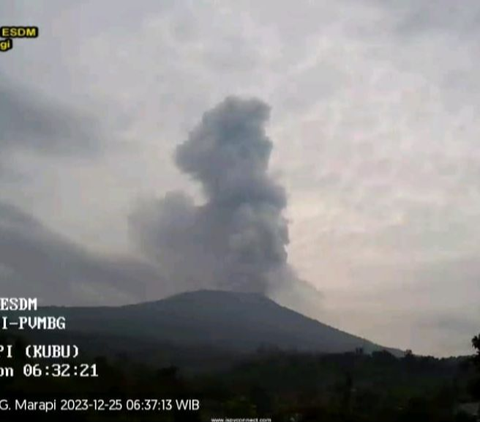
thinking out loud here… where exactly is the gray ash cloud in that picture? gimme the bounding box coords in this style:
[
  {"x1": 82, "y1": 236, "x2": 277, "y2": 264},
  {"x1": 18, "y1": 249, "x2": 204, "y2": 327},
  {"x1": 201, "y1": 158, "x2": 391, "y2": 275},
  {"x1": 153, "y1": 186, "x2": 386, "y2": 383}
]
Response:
[
  {"x1": 0, "y1": 75, "x2": 101, "y2": 156},
  {"x1": 130, "y1": 96, "x2": 317, "y2": 300}
]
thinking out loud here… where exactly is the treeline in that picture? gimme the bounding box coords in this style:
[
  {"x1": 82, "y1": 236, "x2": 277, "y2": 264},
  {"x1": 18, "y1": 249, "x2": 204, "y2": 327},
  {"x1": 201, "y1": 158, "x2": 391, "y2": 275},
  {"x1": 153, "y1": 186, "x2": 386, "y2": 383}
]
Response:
[
  {"x1": 198, "y1": 348, "x2": 476, "y2": 422},
  {"x1": 0, "y1": 333, "x2": 479, "y2": 421}
]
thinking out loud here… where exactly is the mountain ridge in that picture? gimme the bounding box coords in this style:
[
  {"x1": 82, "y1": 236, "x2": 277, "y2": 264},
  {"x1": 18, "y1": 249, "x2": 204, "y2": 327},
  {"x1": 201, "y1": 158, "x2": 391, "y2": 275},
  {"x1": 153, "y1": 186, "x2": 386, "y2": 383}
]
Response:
[{"x1": 39, "y1": 289, "x2": 402, "y2": 356}]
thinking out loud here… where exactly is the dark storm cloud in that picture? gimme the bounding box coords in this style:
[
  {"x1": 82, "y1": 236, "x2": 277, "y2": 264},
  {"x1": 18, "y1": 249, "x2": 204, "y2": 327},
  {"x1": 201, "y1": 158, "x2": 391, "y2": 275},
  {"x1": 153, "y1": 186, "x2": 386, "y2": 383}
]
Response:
[
  {"x1": 0, "y1": 76, "x2": 101, "y2": 156},
  {"x1": 130, "y1": 96, "x2": 322, "y2": 310},
  {"x1": 0, "y1": 201, "x2": 160, "y2": 305}
]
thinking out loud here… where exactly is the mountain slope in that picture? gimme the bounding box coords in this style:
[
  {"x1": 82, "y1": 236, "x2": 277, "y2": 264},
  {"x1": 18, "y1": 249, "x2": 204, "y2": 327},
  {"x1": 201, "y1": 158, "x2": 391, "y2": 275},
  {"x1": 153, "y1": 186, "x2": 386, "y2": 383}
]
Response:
[{"x1": 38, "y1": 290, "x2": 400, "y2": 355}]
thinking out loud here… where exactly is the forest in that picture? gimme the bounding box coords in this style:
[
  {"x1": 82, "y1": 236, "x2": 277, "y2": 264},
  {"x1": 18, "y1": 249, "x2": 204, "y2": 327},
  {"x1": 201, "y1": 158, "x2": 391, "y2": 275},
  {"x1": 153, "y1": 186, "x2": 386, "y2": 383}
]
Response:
[{"x1": 0, "y1": 332, "x2": 479, "y2": 421}]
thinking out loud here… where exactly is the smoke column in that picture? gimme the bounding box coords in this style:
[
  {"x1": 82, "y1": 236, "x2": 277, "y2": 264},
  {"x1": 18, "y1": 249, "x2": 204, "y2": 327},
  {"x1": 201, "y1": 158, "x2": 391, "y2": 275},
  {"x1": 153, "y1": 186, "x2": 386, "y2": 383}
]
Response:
[{"x1": 130, "y1": 97, "x2": 322, "y2": 312}]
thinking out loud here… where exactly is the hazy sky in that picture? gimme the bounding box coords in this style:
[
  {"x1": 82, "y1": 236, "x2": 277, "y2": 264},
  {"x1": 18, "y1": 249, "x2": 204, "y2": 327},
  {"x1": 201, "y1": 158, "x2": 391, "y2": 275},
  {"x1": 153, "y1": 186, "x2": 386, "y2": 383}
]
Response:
[{"x1": 1, "y1": 0, "x2": 479, "y2": 356}]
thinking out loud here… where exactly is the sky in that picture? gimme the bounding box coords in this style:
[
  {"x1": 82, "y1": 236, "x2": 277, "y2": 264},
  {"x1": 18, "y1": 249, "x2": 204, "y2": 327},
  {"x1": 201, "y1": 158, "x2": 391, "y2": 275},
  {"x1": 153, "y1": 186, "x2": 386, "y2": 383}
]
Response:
[{"x1": 0, "y1": 0, "x2": 479, "y2": 357}]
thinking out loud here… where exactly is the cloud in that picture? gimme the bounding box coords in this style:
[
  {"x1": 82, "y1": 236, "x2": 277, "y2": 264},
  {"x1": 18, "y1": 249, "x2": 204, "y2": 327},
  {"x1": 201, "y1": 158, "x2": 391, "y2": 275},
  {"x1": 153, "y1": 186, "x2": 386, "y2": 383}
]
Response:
[
  {"x1": 130, "y1": 97, "x2": 288, "y2": 293},
  {"x1": 0, "y1": 73, "x2": 139, "y2": 305},
  {"x1": 0, "y1": 75, "x2": 101, "y2": 156},
  {"x1": 130, "y1": 96, "x2": 323, "y2": 312},
  {"x1": 373, "y1": 0, "x2": 480, "y2": 36},
  {"x1": 0, "y1": 200, "x2": 163, "y2": 306}
]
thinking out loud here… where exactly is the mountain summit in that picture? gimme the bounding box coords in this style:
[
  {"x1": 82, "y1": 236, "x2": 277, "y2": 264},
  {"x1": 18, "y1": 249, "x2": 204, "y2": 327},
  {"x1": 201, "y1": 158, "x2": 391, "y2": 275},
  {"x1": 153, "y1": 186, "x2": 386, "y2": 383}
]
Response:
[{"x1": 43, "y1": 290, "x2": 399, "y2": 355}]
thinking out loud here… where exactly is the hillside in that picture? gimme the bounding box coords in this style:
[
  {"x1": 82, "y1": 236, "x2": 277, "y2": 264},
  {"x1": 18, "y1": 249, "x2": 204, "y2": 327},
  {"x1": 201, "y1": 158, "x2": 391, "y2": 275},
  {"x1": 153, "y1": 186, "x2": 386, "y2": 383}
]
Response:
[{"x1": 34, "y1": 290, "x2": 400, "y2": 356}]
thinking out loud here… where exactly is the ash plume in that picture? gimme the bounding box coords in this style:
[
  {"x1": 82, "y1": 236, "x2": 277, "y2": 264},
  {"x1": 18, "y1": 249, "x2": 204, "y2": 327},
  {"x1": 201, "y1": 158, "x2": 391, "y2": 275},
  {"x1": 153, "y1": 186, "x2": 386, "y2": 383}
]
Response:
[{"x1": 130, "y1": 97, "x2": 322, "y2": 310}]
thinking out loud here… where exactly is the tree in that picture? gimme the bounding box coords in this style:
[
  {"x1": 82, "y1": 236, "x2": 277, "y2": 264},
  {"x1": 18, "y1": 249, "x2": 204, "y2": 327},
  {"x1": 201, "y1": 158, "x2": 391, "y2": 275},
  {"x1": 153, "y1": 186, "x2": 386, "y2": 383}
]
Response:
[
  {"x1": 472, "y1": 335, "x2": 480, "y2": 368},
  {"x1": 470, "y1": 334, "x2": 480, "y2": 402}
]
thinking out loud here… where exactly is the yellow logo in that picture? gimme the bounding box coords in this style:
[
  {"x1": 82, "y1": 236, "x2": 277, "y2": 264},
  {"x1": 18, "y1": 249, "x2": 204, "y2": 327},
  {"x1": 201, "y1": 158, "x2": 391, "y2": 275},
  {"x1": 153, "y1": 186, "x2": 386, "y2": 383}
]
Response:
[
  {"x1": 0, "y1": 26, "x2": 38, "y2": 53},
  {"x1": 0, "y1": 38, "x2": 12, "y2": 52}
]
